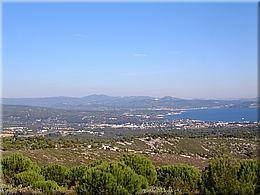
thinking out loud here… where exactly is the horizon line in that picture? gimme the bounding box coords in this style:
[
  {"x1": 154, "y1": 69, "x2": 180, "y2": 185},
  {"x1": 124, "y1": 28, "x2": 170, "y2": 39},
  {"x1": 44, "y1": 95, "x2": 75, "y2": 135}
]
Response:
[{"x1": 1, "y1": 94, "x2": 258, "y2": 100}]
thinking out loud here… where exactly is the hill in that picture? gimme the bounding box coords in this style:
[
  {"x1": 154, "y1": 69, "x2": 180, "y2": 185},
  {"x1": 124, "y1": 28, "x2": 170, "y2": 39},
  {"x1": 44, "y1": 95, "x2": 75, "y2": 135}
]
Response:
[{"x1": 2, "y1": 95, "x2": 257, "y2": 111}]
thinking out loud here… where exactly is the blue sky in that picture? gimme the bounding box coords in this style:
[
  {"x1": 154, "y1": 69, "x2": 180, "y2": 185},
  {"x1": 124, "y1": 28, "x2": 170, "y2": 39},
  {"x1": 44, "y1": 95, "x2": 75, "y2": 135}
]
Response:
[{"x1": 3, "y1": 2, "x2": 257, "y2": 99}]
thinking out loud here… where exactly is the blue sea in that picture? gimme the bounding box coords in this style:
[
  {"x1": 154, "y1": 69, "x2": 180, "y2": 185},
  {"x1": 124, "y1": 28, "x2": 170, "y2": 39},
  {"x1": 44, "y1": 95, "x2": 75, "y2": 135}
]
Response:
[{"x1": 166, "y1": 107, "x2": 259, "y2": 122}]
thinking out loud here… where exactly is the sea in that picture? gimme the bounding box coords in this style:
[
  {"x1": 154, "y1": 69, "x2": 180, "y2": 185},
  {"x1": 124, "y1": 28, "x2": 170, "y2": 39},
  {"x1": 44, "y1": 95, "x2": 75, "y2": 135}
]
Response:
[{"x1": 166, "y1": 107, "x2": 259, "y2": 122}]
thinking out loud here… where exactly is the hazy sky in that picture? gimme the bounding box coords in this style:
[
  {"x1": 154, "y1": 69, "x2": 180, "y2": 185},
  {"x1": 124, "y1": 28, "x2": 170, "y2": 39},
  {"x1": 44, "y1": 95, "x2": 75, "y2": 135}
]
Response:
[{"x1": 3, "y1": 2, "x2": 257, "y2": 99}]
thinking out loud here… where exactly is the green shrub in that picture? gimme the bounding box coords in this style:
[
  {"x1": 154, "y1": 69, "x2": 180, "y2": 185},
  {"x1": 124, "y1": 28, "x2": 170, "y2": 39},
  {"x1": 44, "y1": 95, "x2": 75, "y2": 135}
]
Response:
[
  {"x1": 41, "y1": 164, "x2": 69, "y2": 186},
  {"x1": 201, "y1": 156, "x2": 260, "y2": 194},
  {"x1": 120, "y1": 154, "x2": 157, "y2": 185},
  {"x1": 105, "y1": 161, "x2": 148, "y2": 193},
  {"x1": 76, "y1": 161, "x2": 148, "y2": 194},
  {"x1": 1, "y1": 153, "x2": 39, "y2": 183},
  {"x1": 201, "y1": 155, "x2": 240, "y2": 194},
  {"x1": 236, "y1": 159, "x2": 259, "y2": 194},
  {"x1": 32, "y1": 180, "x2": 59, "y2": 193},
  {"x1": 87, "y1": 159, "x2": 104, "y2": 168},
  {"x1": 14, "y1": 170, "x2": 45, "y2": 187},
  {"x1": 76, "y1": 168, "x2": 128, "y2": 195},
  {"x1": 157, "y1": 164, "x2": 201, "y2": 193},
  {"x1": 67, "y1": 165, "x2": 88, "y2": 188}
]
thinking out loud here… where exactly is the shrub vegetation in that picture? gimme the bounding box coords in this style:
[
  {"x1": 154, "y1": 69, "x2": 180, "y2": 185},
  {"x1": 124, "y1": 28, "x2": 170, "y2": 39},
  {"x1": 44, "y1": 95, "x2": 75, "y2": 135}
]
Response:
[
  {"x1": 119, "y1": 153, "x2": 157, "y2": 185},
  {"x1": 1, "y1": 153, "x2": 259, "y2": 194},
  {"x1": 156, "y1": 164, "x2": 201, "y2": 194}
]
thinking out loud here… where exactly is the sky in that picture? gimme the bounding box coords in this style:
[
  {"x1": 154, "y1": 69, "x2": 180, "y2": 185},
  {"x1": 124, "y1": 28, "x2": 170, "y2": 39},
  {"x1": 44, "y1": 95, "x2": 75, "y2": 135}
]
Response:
[{"x1": 2, "y1": 2, "x2": 258, "y2": 99}]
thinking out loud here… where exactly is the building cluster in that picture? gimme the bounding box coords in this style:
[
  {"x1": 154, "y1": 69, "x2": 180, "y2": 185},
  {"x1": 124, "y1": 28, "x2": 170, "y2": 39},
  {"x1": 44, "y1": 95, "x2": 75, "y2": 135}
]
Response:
[{"x1": 1, "y1": 117, "x2": 259, "y2": 138}]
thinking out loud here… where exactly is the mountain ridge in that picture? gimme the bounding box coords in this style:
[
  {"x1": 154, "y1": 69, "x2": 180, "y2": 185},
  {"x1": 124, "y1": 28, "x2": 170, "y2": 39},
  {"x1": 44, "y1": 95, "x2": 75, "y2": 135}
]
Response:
[{"x1": 2, "y1": 94, "x2": 257, "y2": 111}]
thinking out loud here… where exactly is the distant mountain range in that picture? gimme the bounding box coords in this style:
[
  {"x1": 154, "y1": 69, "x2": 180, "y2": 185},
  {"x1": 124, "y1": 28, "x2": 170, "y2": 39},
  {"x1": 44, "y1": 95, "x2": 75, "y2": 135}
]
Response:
[{"x1": 2, "y1": 95, "x2": 258, "y2": 111}]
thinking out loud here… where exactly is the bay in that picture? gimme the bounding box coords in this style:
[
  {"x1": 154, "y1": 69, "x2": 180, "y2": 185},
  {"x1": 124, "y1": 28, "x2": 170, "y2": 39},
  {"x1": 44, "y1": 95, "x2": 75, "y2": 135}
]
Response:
[{"x1": 167, "y1": 107, "x2": 259, "y2": 122}]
